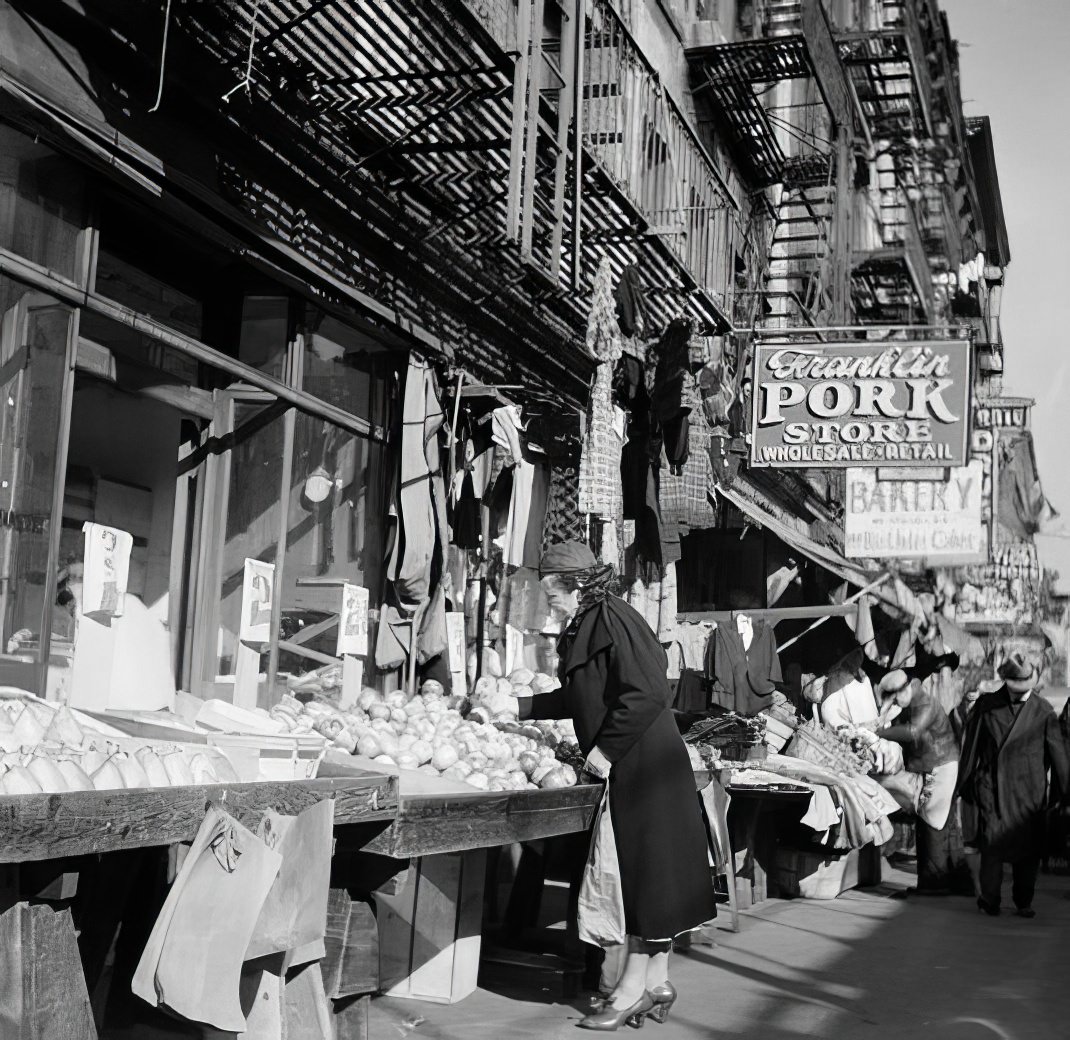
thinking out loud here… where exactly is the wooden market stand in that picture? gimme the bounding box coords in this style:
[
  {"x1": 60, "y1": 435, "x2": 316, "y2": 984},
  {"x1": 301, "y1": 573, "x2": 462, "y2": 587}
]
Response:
[{"x1": 0, "y1": 771, "x2": 605, "y2": 1039}]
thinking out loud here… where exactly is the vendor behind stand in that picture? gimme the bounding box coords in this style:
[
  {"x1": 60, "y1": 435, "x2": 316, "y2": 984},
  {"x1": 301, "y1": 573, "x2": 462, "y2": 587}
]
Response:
[
  {"x1": 516, "y1": 541, "x2": 715, "y2": 1032},
  {"x1": 874, "y1": 670, "x2": 968, "y2": 896}
]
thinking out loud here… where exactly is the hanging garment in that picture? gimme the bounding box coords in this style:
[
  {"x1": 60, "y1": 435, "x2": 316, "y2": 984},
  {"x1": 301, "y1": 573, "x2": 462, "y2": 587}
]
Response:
[
  {"x1": 524, "y1": 410, "x2": 583, "y2": 461},
  {"x1": 451, "y1": 470, "x2": 481, "y2": 550},
  {"x1": 376, "y1": 356, "x2": 449, "y2": 669},
  {"x1": 491, "y1": 405, "x2": 524, "y2": 465},
  {"x1": 659, "y1": 383, "x2": 713, "y2": 528},
  {"x1": 542, "y1": 461, "x2": 585, "y2": 550},
  {"x1": 615, "y1": 264, "x2": 648, "y2": 338},
  {"x1": 707, "y1": 618, "x2": 782, "y2": 716},
  {"x1": 651, "y1": 318, "x2": 694, "y2": 471},
  {"x1": 579, "y1": 257, "x2": 625, "y2": 518},
  {"x1": 501, "y1": 456, "x2": 550, "y2": 569}
]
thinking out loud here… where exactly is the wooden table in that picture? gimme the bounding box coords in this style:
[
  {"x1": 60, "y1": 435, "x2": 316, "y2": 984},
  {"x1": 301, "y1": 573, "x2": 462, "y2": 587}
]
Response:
[
  {"x1": 362, "y1": 784, "x2": 603, "y2": 859},
  {"x1": 0, "y1": 775, "x2": 398, "y2": 864},
  {"x1": 0, "y1": 774, "x2": 398, "y2": 1040}
]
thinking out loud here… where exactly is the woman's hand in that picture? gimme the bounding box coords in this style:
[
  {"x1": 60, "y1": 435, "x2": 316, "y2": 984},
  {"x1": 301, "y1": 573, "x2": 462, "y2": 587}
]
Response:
[{"x1": 582, "y1": 746, "x2": 613, "y2": 781}]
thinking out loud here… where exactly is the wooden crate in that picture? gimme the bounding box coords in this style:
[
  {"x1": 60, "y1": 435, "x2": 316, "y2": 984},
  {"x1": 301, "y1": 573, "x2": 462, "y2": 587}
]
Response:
[
  {"x1": 375, "y1": 849, "x2": 486, "y2": 1005},
  {"x1": 775, "y1": 846, "x2": 861, "y2": 900}
]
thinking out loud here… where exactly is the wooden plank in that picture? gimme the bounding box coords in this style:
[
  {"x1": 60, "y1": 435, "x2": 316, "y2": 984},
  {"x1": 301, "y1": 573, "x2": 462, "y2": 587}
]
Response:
[
  {"x1": 365, "y1": 785, "x2": 602, "y2": 858},
  {"x1": 322, "y1": 890, "x2": 379, "y2": 999},
  {"x1": 378, "y1": 850, "x2": 486, "y2": 1005},
  {"x1": 0, "y1": 776, "x2": 397, "y2": 863},
  {"x1": 330, "y1": 994, "x2": 370, "y2": 1040},
  {"x1": 0, "y1": 903, "x2": 97, "y2": 1039}
]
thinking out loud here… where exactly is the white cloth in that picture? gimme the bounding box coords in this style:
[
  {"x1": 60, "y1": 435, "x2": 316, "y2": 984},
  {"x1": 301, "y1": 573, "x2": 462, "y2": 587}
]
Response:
[
  {"x1": 800, "y1": 784, "x2": 841, "y2": 836},
  {"x1": 736, "y1": 614, "x2": 754, "y2": 652},
  {"x1": 820, "y1": 676, "x2": 879, "y2": 731}
]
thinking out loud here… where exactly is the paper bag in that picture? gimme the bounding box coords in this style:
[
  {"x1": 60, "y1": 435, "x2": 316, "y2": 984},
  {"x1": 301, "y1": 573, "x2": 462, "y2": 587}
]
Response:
[
  {"x1": 246, "y1": 797, "x2": 335, "y2": 967},
  {"x1": 132, "y1": 805, "x2": 283, "y2": 1032},
  {"x1": 577, "y1": 786, "x2": 626, "y2": 947}
]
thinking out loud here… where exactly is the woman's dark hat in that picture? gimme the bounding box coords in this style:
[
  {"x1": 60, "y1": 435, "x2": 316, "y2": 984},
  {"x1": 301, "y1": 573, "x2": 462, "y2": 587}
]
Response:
[
  {"x1": 998, "y1": 652, "x2": 1037, "y2": 684},
  {"x1": 539, "y1": 540, "x2": 597, "y2": 578}
]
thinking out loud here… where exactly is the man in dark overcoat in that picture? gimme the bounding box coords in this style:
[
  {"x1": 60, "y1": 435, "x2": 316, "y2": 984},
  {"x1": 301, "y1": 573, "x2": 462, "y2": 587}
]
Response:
[{"x1": 957, "y1": 652, "x2": 1069, "y2": 917}]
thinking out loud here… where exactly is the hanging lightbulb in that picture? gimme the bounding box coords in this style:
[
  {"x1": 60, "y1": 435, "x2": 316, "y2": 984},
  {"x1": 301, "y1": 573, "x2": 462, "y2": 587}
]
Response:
[{"x1": 304, "y1": 465, "x2": 333, "y2": 504}]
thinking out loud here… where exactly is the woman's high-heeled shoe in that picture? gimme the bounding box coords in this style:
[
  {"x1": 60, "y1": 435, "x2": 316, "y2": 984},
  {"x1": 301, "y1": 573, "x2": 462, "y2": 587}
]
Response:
[
  {"x1": 577, "y1": 991, "x2": 655, "y2": 1030},
  {"x1": 648, "y1": 982, "x2": 677, "y2": 1024}
]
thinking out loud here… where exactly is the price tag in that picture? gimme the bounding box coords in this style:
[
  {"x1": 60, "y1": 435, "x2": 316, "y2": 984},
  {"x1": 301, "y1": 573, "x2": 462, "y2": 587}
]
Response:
[
  {"x1": 337, "y1": 583, "x2": 369, "y2": 657},
  {"x1": 240, "y1": 559, "x2": 275, "y2": 643},
  {"x1": 445, "y1": 611, "x2": 467, "y2": 696}
]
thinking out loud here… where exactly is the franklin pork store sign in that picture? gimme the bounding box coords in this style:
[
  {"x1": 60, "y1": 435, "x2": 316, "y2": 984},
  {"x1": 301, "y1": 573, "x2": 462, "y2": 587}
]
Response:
[
  {"x1": 751, "y1": 341, "x2": 971, "y2": 468},
  {"x1": 844, "y1": 460, "x2": 985, "y2": 560}
]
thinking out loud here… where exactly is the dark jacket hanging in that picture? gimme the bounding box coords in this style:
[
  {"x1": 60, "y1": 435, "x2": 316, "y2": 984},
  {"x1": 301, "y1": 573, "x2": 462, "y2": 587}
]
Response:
[{"x1": 706, "y1": 620, "x2": 782, "y2": 716}]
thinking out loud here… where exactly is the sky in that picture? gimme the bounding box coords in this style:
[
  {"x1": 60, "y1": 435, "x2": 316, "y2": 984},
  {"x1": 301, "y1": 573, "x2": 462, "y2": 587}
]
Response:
[{"x1": 940, "y1": 0, "x2": 1070, "y2": 589}]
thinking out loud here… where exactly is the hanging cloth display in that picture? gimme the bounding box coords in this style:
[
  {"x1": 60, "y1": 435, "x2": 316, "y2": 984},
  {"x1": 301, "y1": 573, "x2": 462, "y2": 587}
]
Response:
[
  {"x1": 578, "y1": 257, "x2": 624, "y2": 518},
  {"x1": 376, "y1": 356, "x2": 449, "y2": 670}
]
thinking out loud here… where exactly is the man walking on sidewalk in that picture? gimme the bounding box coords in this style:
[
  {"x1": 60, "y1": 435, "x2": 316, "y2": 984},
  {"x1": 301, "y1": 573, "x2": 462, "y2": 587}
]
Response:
[{"x1": 957, "y1": 652, "x2": 1069, "y2": 918}]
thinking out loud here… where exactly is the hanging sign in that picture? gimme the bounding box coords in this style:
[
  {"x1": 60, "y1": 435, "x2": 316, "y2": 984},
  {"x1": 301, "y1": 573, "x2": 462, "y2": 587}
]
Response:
[
  {"x1": 240, "y1": 559, "x2": 275, "y2": 644},
  {"x1": 82, "y1": 522, "x2": 133, "y2": 618},
  {"x1": 445, "y1": 612, "x2": 467, "y2": 697},
  {"x1": 844, "y1": 461, "x2": 985, "y2": 560},
  {"x1": 336, "y1": 583, "x2": 369, "y2": 657},
  {"x1": 750, "y1": 340, "x2": 971, "y2": 468}
]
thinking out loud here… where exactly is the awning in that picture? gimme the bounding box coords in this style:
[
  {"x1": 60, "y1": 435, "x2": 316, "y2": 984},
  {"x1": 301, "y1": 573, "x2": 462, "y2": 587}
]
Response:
[{"x1": 715, "y1": 480, "x2": 874, "y2": 588}]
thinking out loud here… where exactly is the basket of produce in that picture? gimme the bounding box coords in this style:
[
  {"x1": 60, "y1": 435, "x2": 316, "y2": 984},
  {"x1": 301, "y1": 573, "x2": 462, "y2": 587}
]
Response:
[{"x1": 784, "y1": 720, "x2": 868, "y2": 775}]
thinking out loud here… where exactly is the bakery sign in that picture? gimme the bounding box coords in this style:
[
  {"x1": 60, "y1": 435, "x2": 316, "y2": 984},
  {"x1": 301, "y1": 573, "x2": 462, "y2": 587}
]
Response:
[
  {"x1": 750, "y1": 340, "x2": 971, "y2": 468},
  {"x1": 843, "y1": 461, "x2": 985, "y2": 560}
]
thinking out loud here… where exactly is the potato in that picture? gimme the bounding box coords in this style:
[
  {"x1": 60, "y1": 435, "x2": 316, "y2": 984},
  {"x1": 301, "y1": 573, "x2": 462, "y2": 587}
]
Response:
[
  {"x1": 432, "y1": 745, "x2": 459, "y2": 771},
  {"x1": 410, "y1": 740, "x2": 433, "y2": 766},
  {"x1": 368, "y1": 703, "x2": 391, "y2": 721},
  {"x1": 466, "y1": 772, "x2": 489, "y2": 791},
  {"x1": 420, "y1": 680, "x2": 445, "y2": 697},
  {"x1": 508, "y1": 668, "x2": 535, "y2": 686},
  {"x1": 357, "y1": 734, "x2": 382, "y2": 759}
]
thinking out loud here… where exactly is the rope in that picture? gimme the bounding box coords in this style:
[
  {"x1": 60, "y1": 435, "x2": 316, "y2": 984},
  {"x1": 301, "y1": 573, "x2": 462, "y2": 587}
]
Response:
[
  {"x1": 223, "y1": 0, "x2": 263, "y2": 104},
  {"x1": 148, "y1": 0, "x2": 173, "y2": 113}
]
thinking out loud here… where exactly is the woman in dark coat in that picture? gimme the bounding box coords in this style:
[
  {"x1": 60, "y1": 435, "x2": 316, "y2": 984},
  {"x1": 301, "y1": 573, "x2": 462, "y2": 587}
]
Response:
[{"x1": 519, "y1": 541, "x2": 715, "y2": 1030}]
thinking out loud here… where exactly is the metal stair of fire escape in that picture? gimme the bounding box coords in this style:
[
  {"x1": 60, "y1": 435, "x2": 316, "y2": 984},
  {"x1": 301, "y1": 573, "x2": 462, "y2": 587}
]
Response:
[{"x1": 764, "y1": 182, "x2": 835, "y2": 323}]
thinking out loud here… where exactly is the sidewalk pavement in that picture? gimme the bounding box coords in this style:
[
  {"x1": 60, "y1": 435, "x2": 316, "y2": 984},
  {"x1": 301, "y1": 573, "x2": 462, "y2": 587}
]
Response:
[{"x1": 370, "y1": 865, "x2": 1070, "y2": 1040}]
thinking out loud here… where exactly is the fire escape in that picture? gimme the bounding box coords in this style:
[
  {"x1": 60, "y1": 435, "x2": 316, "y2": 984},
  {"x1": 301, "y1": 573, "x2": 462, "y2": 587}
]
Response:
[
  {"x1": 686, "y1": 0, "x2": 858, "y2": 332},
  {"x1": 837, "y1": 0, "x2": 981, "y2": 323}
]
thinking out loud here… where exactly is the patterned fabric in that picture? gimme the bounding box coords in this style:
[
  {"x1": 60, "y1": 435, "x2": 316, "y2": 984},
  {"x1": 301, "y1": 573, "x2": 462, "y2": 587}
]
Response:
[
  {"x1": 657, "y1": 345, "x2": 716, "y2": 530},
  {"x1": 578, "y1": 257, "x2": 624, "y2": 518},
  {"x1": 542, "y1": 462, "x2": 585, "y2": 550}
]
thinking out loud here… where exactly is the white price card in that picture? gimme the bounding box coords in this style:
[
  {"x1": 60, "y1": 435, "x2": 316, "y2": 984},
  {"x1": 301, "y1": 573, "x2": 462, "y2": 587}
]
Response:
[
  {"x1": 82, "y1": 522, "x2": 133, "y2": 619},
  {"x1": 337, "y1": 583, "x2": 369, "y2": 657},
  {"x1": 240, "y1": 559, "x2": 275, "y2": 644},
  {"x1": 445, "y1": 611, "x2": 467, "y2": 696}
]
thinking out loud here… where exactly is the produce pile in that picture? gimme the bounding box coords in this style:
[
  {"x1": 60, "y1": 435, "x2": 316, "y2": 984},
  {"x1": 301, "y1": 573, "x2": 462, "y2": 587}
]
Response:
[
  {"x1": 269, "y1": 670, "x2": 582, "y2": 792},
  {"x1": 785, "y1": 719, "x2": 871, "y2": 775},
  {"x1": 0, "y1": 697, "x2": 239, "y2": 794},
  {"x1": 682, "y1": 711, "x2": 766, "y2": 767}
]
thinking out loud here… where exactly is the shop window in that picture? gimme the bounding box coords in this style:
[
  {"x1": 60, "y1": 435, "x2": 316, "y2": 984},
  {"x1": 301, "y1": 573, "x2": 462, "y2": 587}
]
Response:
[
  {"x1": 276, "y1": 412, "x2": 392, "y2": 686},
  {"x1": 200, "y1": 396, "x2": 289, "y2": 696},
  {"x1": 238, "y1": 295, "x2": 290, "y2": 382},
  {"x1": 0, "y1": 277, "x2": 74, "y2": 691},
  {"x1": 0, "y1": 123, "x2": 89, "y2": 283},
  {"x1": 300, "y1": 311, "x2": 395, "y2": 417}
]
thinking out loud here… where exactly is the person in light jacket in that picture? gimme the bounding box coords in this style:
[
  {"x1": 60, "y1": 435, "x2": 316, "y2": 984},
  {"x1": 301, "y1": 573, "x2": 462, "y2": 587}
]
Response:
[{"x1": 875, "y1": 671, "x2": 965, "y2": 895}]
